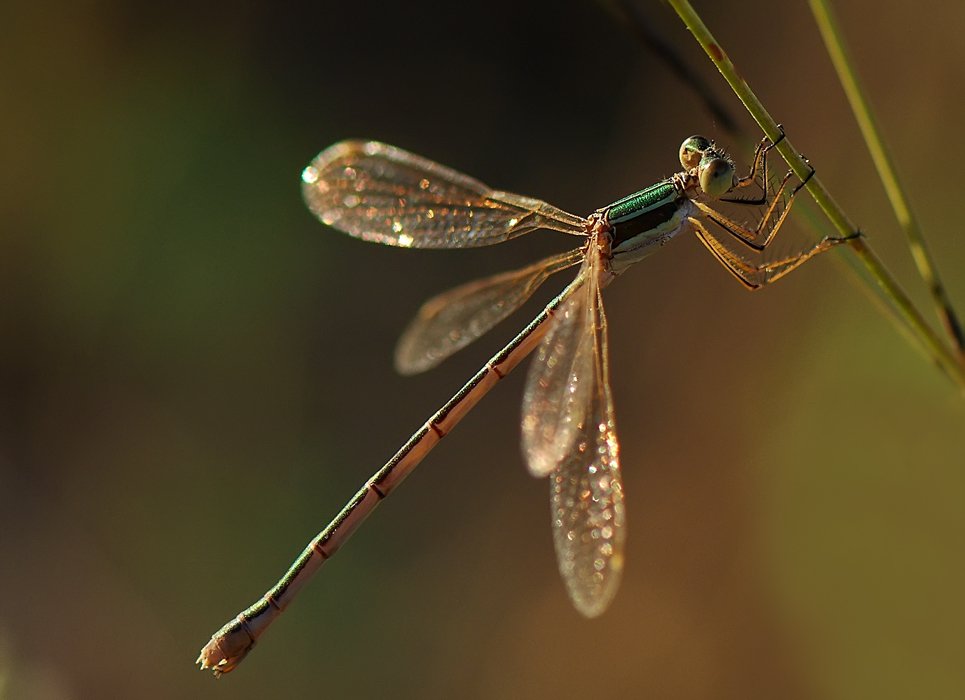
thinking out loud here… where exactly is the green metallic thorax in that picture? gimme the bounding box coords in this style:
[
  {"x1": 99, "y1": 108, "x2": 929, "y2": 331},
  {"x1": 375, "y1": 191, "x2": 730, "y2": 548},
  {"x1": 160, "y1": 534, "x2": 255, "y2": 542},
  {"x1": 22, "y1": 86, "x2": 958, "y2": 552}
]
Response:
[
  {"x1": 605, "y1": 179, "x2": 679, "y2": 223},
  {"x1": 602, "y1": 178, "x2": 694, "y2": 271}
]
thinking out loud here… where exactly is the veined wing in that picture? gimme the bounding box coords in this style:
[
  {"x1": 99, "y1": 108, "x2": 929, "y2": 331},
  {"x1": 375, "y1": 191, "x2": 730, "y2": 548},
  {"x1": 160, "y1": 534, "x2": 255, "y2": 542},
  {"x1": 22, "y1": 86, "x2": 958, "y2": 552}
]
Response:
[
  {"x1": 395, "y1": 248, "x2": 585, "y2": 375},
  {"x1": 521, "y1": 255, "x2": 597, "y2": 478},
  {"x1": 522, "y1": 250, "x2": 625, "y2": 616},
  {"x1": 301, "y1": 141, "x2": 587, "y2": 249}
]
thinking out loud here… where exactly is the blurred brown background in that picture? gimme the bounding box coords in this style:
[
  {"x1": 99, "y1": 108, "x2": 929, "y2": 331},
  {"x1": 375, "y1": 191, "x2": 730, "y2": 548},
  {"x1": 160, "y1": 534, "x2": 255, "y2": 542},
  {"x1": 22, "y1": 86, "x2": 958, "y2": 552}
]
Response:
[{"x1": 2, "y1": 1, "x2": 964, "y2": 698}]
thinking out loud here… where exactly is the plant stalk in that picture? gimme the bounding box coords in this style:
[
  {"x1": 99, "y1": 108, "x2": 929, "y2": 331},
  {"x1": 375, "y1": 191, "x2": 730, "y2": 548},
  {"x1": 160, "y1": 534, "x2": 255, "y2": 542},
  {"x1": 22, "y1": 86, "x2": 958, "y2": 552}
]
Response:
[
  {"x1": 808, "y1": 0, "x2": 965, "y2": 358},
  {"x1": 666, "y1": 0, "x2": 965, "y2": 391}
]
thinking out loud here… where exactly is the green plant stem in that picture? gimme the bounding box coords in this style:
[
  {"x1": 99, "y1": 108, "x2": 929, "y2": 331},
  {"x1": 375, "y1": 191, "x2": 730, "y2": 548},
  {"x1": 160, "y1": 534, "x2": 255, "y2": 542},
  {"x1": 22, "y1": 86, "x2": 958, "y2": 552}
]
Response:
[
  {"x1": 666, "y1": 0, "x2": 965, "y2": 391},
  {"x1": 808, "y1": 0, "x2": 965, "y2": 358}
]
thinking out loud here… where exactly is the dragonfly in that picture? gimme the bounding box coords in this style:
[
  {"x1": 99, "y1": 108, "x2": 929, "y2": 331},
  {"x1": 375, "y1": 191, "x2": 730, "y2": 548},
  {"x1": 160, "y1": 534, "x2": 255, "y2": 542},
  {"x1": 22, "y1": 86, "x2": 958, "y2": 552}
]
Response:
[{"x1": 198, "y1": 133, "x2": 852, "y2": 676}]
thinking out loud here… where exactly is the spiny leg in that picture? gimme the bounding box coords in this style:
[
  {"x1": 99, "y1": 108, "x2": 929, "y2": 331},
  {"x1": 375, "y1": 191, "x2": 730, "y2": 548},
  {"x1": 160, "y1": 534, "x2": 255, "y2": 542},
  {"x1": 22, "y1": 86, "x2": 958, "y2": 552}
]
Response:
[
  {"x1": 689, "y1": 216, "x2": 857, "y2": 290},
  {"x1": 695, "y1": 150, "x2": 816, "y2": 252},
  {"x1": 721, "y1": 125, "x2": 787, "y2": 205},
  {"x1": 693, "y1": 171, "x2": 795, "y2": 251}
]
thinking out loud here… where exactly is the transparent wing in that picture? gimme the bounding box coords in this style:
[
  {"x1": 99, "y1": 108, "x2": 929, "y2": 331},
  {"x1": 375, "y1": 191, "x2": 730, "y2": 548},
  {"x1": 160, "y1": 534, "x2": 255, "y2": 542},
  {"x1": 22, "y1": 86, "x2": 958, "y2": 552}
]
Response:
[
  {"x1": 550, "y1": 379, "x2": 625, "y2": 617},
  {"x1": 522, "y1": 251, "x2": 625, "y2": 616},
  {"x1": 395, "y1": 249, "x2": 584, "y2": 375},
  {"x1": 521, "y1": 256, "x2": 597, "y2": 478},
  {"x1": 301, "y1": 140, "x2": 587, "y2": 249}
]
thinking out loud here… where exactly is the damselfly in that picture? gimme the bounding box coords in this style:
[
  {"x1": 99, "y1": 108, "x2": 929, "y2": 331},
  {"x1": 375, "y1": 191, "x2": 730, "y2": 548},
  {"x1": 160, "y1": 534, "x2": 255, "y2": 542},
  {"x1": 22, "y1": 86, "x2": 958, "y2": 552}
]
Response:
[{"x1": 198, "y1": 133, "x2": 852, "y2": 676}]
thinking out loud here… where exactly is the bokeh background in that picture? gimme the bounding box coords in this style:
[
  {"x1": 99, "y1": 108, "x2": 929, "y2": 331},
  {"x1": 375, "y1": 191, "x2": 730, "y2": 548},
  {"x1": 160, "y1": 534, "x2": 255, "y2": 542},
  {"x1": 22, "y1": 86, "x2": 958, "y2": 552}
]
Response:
[{"x1": 2, "y1": 1, "x2": 964, "y2": 698}]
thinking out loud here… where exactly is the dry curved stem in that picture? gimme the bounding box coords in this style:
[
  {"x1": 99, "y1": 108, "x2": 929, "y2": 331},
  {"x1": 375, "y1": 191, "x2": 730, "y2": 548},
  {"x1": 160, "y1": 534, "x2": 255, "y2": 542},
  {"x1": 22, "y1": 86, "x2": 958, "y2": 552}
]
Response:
[{"x1": 667, "y1": 0, "x2": 965, "y2": 392}]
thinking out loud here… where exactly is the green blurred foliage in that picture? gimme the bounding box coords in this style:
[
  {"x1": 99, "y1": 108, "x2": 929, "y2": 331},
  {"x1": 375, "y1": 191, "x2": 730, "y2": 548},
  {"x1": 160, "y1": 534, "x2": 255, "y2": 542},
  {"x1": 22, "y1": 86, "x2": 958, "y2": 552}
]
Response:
[{"x1": 1, "y1": 1, "x2": 963, "y2": 698}]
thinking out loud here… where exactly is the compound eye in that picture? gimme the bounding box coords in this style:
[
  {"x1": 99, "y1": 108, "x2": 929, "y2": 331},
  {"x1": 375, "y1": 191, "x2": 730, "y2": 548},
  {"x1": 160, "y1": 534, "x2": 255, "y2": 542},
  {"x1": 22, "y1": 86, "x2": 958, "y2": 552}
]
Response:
[
  {"x1": 679, "y1": 135, "x2": 712, "y2": 170},
  {"x1": 698, "y1": 156, "x2": 735, "y2": 197}
]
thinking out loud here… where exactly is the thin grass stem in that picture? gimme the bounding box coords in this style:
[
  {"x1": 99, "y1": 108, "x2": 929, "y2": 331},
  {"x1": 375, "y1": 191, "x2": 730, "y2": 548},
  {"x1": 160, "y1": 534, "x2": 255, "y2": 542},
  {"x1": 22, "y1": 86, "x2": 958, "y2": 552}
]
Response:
[
  {"x1": 599, "y1": 0, "x2": 739, "y2": 135},
  {"x1": 808, "y1": 0, "x2": 965, "y2": 357},
  {"x1": 666, "y1": 0, "x2": 965, "y2": 391}
]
